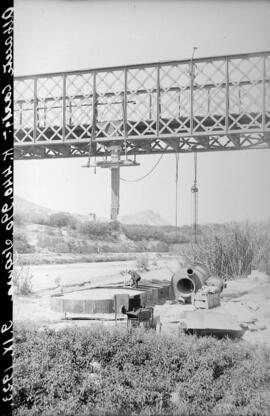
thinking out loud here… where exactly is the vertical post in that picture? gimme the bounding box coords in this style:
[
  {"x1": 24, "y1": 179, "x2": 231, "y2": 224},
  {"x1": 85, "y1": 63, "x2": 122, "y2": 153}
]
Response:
[
  {"x1": 156, "y1": 65, "x2": 160, "y2": 137},
  {"x1": 178, "y1": 88, "x2": 181, "y2": 119},
  {"x1": 238, "y1": 88, "x2": 241, "y2": 114},
  {"x1": 225, "y1": 57, "x2": 229, "y2": 133},
  {"x1": 92, "y1": 72, "x2": 97, "y2": 140},
  {"x1": 114, "y1": 295, "x2": 118, "y2": 326},
  {"x1": 110, "y1": 145, "x2": 121, "y2": 221},
  {"x1": 123, "y1": 69, "x2": 128, "y2": 157},
  {"x1": 191, "y1": 152, "x2": 198, "y2": 244},
  {"x1": 111, "y1": 167, "x2": 120, "y2": 221},
  {"x1": 262, "y1": 55, "x2": 266, "y2": 131},
  {"x1": 33, "y1": 77, "x2": 37, "y2": 143},
  {"x1": 68, "y1": 98, "x2": 72, "y2": 125},
  {"x1": 149, "y1": 93, "x2": 152, "y2": 120},
  {"x1": 88, "y1": 72, "x2": 97, "y2": 166},
  {"x1": 19, "y1": 102, "x2": 23, "y2": 126},
  {"x1": 190, "y1": 61, "x2": 194, "y2": 135},
  {"x1": 44, "y1": 101, "x2": 47, "y2": 126},
  {"x1": 62, "y1": 74, "x2": 66, "y2": 141},
  {"x1": 175, "y1": 153, "x2": 179, "y2": 241}
]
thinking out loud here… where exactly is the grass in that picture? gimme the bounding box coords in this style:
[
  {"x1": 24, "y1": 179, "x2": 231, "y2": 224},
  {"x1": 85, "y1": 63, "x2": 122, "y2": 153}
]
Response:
[
  {"x1": 13, "y1": 266, "x2": 33, "y2": 295},
  {"x1": 13, "y1": 325, "x2": 270, "y2": 416},
  {"x1": 14, "y1": 210, "x2": 270, "y2": 278},
  {"x1": 180, "y1": 222, "x2": 270, "y2": 280}
]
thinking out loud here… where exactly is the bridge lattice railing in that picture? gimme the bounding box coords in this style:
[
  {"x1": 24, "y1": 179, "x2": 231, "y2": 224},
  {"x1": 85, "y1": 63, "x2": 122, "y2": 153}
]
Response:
[{"x1": 14, "y1": 51, "x2": 270, "y2": 145}]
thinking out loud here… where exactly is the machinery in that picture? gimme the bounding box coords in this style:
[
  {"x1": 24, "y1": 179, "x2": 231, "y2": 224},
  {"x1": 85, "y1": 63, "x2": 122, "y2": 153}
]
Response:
[
  {"x1": 122, "y1": 306, "x2": 161, "y2": 332},
  {"x1": 171, "y1": 263, "x2": 225, "y2": 304}
]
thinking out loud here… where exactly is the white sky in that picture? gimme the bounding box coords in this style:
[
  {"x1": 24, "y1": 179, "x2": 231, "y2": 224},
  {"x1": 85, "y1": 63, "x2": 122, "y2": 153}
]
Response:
[{"x1": 14, "y1": 0, "x2": 270, "y2": 225}]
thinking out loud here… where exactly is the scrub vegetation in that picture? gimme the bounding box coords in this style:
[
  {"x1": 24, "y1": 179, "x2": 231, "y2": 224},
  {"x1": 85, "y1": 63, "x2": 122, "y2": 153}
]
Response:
[
  {"x1": 181, "y1": 221, "x2": 270, "y2": 280},
  {"x1": 14, "y1": 325, "x2": 270, "y2": 416},
  {"x1": 14, "y1": 208, "x2": 270, "y2": 278}
]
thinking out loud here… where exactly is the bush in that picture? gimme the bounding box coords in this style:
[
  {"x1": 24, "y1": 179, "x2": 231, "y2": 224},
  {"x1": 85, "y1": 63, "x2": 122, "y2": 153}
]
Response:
[
  {"x1": 14, "y1": 212, "x2": 25, "y2": 225},
  {"x1": 251, "y1": 220, "x2": 270, "y2": 274},
  {"x1": 13, "y1": 266, "x2": 33, "y2": 295},
  {"x1": 122, "y1": 224, "x2": 164, "y2": 242},
  {"x1": 78, "y1": 221, "x2": 120, "y2": 240},
  {"x1": 13, "y1": 326, "x2": 270, "y2": 416},
  {"x1": 49, "y1": 212, "x2": 77, "y2": 229},
  {"x1": 122, "y1": 224, "x2": 190, "y2": 245},
  {"x1": 135, "y1": 254, "x2": 149, "y2": 270},
  {"x1": 181, "y1": 223, "x2": 256, "y2": 280},
  {"x1": 14, "y1": 231, "x2": 35, "y2": 254}
]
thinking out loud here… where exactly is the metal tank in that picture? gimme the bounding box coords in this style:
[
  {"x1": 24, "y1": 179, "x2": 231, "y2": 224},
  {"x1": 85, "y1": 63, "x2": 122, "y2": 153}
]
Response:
[{"x1": 171, "y1": 263, "x2": 210, "y2": 302}]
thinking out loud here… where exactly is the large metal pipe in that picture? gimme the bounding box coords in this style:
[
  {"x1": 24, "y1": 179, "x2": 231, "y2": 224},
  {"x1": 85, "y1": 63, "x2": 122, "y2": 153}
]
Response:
[{"x1": 171, "y1": 263, "x2": 210, "y2": 300}]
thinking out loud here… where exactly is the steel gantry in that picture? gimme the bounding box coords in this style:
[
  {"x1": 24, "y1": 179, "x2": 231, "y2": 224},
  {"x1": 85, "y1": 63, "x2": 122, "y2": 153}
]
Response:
[{"x1": 14, "y1": 51, "x2": 270, "y2": 220}]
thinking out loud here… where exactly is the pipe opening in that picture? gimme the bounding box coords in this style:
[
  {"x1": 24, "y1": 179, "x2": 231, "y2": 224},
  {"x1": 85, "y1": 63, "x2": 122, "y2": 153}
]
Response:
[
  {"x1": 176, "y1": 278, "x2": 195, "y2": 295},
  {"x1": 187, "y1": 268, "x2": 194, "y2": 276}
]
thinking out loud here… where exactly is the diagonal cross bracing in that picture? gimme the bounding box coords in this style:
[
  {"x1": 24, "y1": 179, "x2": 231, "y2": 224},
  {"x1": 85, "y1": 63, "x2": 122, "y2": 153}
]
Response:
[{"x1": 14, "y1": 51, "x2": 270, "y2": 160}]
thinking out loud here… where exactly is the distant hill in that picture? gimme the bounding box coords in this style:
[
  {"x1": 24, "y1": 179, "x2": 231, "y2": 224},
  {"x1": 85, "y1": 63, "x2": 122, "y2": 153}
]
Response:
[
  {"x1": 14, "y1": 196, "x2": 55, "y2": 218},
  {"x1": 119, "y1": 210, "x2": 169, "y2": 226},
  {"x1": 15, "y1": 196, "x2": 170, "y2": 226}
]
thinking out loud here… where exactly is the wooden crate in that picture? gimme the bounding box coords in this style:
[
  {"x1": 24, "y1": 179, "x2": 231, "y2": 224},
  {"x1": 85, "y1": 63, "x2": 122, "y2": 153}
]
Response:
[{"x1": 193, "y1": 292, "x2": 220, "y2": 309}]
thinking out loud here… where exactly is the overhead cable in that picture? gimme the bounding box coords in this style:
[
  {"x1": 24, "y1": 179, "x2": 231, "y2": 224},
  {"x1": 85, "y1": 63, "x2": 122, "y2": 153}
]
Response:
[{"x1": 120, "y1": 154, "x2": 163, "y2": 182}]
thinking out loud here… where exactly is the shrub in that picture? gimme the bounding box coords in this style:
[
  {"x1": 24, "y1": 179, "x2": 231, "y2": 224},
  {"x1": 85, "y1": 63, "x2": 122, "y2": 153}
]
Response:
[
  {"x1": 78, "y1": 221, "x2": 120, "y2": 240},
  {"x1": 49, "y1": 212, "x2": 77, "y2": 229},
  {"x1": 14, "y1": 212, "x2": 25, "y2": 225},
  {"x1": 13, "y1": 266, "x2": 33, "y2": 295},
  {"x1": 135, "y1": 254, "x2": 149, "y2": 270},
  {"x1": 122, "y1": 224, "x2": 164, "y2": 241},
  {"x1": 13, "y1": 326, "x2": 270, "y2": 416},
  {"x1": 122, "y1": 224, "x2": 191, "y2": 245},
  {"x1": 14, "y1": 231, "x2": 35, "y2": 254},
  {"x1": 250, "y1": 220, "x2": 270, "y2": 274},
  {"x1": 181, "y1": 222, "x2": 256, "y2": 280}
]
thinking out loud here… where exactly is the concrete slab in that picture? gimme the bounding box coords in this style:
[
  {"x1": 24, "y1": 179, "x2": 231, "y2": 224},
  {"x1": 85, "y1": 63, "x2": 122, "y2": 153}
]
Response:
[{"x1": 179, "y1": 310, "x2": 245, "y2": 338}]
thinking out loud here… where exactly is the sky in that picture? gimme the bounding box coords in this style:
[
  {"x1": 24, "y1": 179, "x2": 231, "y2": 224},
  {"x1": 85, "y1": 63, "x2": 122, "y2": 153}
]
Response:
[{"x1": 14, "y1": 0, "x2": 270, "y2": 225}]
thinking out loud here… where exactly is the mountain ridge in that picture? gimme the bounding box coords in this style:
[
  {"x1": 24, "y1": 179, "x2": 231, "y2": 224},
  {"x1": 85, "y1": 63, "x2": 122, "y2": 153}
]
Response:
[{"x1": 14, "y1": 196, "x2": 170, "y2": 226}]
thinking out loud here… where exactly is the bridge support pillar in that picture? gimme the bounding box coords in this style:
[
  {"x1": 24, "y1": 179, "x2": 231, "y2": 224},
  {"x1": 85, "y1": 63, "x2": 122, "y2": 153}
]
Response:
[
  {"x1": 111, "y1": 166, "x2": 120, "y2": 221},
  {"x1": 110, "y1": 145, "x2": 121, "y2": 221}
]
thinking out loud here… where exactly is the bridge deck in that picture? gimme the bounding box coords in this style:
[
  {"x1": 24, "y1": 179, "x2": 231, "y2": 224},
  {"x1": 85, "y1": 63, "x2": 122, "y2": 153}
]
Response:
[{"x1": 14, "y1": 51, "x2": 270, "y2": 159}]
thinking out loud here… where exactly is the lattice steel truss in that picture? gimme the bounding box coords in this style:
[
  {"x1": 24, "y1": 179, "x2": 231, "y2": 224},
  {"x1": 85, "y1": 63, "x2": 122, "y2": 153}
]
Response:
[{"x1": 14, "y1": 51, "x2": 270, "y2": 160}]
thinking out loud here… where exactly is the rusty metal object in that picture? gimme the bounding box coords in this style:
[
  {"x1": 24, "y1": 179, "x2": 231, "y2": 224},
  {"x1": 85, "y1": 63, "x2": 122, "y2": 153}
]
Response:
[
  {"x1": 125, "y1": 307, "x2": 154, "y2": 328},
  {"x1": 171, "y1": 263, "x2": 210, "y2": 301}
]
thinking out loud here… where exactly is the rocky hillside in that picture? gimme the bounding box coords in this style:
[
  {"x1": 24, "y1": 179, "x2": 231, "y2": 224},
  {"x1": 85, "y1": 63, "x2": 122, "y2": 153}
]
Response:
[
  {"x1": 15, "y1": 196, "x2": 170, "y2": 226},
  {"x1": 14, "y1": 197, "x2": 190, "y2": 264}
]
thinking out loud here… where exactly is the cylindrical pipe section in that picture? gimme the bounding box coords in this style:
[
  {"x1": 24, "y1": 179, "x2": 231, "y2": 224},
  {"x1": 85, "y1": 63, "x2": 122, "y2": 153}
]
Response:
[
  {"x1": 171, "y1": 263, "x2": 210, "y2": 299},
  {"x1": 111, "y1": 167, "x2": 120, "y2": 221},
  {"x1": 176, "y1": 276, "x2": 195, "y2": 296}
]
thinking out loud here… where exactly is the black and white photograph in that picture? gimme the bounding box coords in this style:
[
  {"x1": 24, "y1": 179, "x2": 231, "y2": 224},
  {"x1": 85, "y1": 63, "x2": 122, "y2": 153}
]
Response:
[{"x1": 6, "y1": 0, "x2": 270, "y2": 415}]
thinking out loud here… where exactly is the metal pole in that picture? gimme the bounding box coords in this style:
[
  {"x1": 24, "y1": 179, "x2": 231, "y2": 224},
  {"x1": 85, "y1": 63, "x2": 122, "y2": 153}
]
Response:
[
  {"x1": 175, "y1": 153, "x2": 179, "y2": 240},
  {"x1": 149, "y1": 93, "x2": 152, "y2": 120},
  {"x1": 156, "y1": 65, "x2": 160, "y2": 137},
  {"x1": 88, "y1": 72, "x2": 97, "y2": 167},
  {"x1": 111, "y1": 166, "x2": 120, "y2": 221},
  {"x1": 33, "y1": 78, "x2": 37, "y2": 142},
  {"x1": 190, "y1": 60, "x2": 194, "y2": 135},
  {"x1": 191, "y1": 152, "x2": 198, "y2": 244},
  {"x1": 190, "y1": 47, "x2": 197, "y2": 135},
  {"x1": 262, "y1": 55, "x2": 266, "y2": 130},
  {"x1": 62, "y1": 74, "x2": 66, "y2": 141},
  {"x1": 225, "y1": 57, "x2": 229, "y2": 133},
  {"x1": 124, "y1": 69, "x2": 128, "y2": 158},
  {"x1": 110, "y1": 145, "x2": 121, "y2": 221}
]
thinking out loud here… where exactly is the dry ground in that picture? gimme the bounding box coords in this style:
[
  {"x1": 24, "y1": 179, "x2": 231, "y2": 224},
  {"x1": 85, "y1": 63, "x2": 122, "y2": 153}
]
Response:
[{"x1": 13, "y1": 256, "x2": 270, "y2": 346}]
